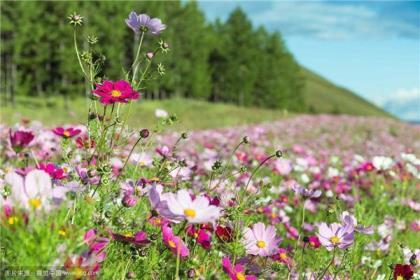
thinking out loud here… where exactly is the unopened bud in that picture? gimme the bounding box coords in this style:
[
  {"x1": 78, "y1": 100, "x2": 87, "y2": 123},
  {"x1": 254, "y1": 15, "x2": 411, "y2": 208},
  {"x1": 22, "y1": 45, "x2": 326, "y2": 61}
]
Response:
[
  {"x1": 181, "y1": 132, "x2": 188, "y2": 139},
  {"x1": 275, "y1": 150, "x2": 283, "y2": 158},
  {"x1": 140, "y1": 129, "x2": 150, "y2": 138},
  {"x1": 242, "y1": 136, "x2": 249, "y2": 144},
  {"x1": 146, "y1": 52, "x2": 154, "y2": 60}
]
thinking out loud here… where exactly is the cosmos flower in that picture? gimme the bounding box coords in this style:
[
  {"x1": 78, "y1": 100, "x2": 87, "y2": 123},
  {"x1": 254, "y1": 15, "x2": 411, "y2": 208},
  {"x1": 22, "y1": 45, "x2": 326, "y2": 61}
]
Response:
[
  {"x1": 340, "y1": 211, "x2": 374, "y2": 234},
  {"x1": 161, "y1": 224, "x2": 189, "y2": 258},
  {"x1": 186, "y1": 225, "x2": 212, "y2": 249},
  {"x1": 155, "y1": 108, "x2": 169, "y2": 118},
  {"x1": 125, "y1": 12, "x2": 166, "y2": 35},
  {"x1": 165, "y1": 189, "x2": 222, "y2": 224},
  {"x1": 272, "y1": 248, "x2": 293, "y2": 267},
  {"x1": 393, "y1": 264, "x2": 414, "y2": 280},
  {"x1": 242, "y1": 222, "x2": 280, "y2": 256},
  {"x1": 317, "y1": 222, "x2": 354, "y2": 251},
  {"x1": 52, "y1": 127, "x2": 81, "y2": 139},
  {"x1": 93, "y1": 80, "x2": 139, "y2": 105},
  {"x1": 221, "y1": 257, "x2": 257, "y2": 280},
  {"x1": 9, "y1": 129, "x2": 34, "y2": 152},
  {"x1": 38, "y1": 162, "x2": 66, "y2": 180},
  {"x1": 3, "y1": 170, "x2": 64, "y2": 211},
  {"x1": 111, "y1": 231, "x2": 150, "y2": 247}
]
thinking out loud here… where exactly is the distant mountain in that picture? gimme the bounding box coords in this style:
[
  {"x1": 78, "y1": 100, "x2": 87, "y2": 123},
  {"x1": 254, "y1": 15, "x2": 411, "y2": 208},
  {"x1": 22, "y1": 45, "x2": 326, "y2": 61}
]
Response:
[{"x1": 301, "y1": 67, "x2": 392, "y2": 117}]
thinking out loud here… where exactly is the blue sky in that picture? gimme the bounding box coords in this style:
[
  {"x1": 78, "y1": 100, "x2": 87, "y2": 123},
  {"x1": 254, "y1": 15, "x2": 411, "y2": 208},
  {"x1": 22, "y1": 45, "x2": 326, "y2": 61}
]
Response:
[{"x1": 198, "y1": 1, "x2": 420, "y2": 121}]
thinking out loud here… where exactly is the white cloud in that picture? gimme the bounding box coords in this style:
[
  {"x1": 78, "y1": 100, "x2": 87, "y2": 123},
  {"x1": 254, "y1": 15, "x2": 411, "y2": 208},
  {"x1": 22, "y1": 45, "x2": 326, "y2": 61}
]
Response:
[{"x1": 381, "y1": 88, "x2": 420, "y2": 121}]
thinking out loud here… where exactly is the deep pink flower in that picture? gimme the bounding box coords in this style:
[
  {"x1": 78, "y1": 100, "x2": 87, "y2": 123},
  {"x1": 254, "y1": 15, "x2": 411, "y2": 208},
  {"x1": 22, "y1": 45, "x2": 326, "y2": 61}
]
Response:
[
  {"x1": 9, "y1": 129, "x2": 34, "y2": 152},
  {"x1": 221, "y1": 256, "x2": 257, "y2": 280},
  {"x1": 93, "y1": 80, "x2": 139, "y2": 105},
  {"x1": 271, "y1": 248, "x2": 293, "y2": 267},
  {"x1": 111, "y1": 231, "x2": 150, "y2": 247},
  {"x1": 307, "y1": 235, "x2": 321, "y2": 248},
  {"x1": 186, "y1": 225, "x2": 212, "y2": 249},
  {"x1": 161, "y1": 224, "x2": 189, "y2": 258},
  {"x1": 84, "y1": 229, "x2": 110, "y2": 254},
  {"x1": 38, "y1": 162, "x2": 66, "y2": 180},
  {"x1": 53, "y1": 127, "x2": 81, "y2": 139}
]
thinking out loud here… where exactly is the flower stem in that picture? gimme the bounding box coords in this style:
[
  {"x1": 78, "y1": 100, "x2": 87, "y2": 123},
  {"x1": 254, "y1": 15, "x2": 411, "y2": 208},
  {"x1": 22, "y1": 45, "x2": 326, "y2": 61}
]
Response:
[
  {"x1": 317, "y1": 248, "x2": 336, "y2": 280},
  {"x1": 121, "y1": 136, "x2": 142, "y2": 172}
]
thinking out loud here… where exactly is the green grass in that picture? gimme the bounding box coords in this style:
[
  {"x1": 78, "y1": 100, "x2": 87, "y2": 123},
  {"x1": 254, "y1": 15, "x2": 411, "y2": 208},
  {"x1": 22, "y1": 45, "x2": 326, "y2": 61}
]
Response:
[
  {"x1": 0, "y1": 96, "x2": 291, "y2": 130},
  {"x1": 301, "y1": 67, "x2": 392, "y2": 117}
]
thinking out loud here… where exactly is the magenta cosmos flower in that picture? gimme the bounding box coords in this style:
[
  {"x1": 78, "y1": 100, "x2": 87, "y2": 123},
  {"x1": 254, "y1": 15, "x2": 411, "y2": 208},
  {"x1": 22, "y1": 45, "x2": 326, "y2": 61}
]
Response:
[
  {"x1": 9, "y1": 129, "x2": 34, "y2": 152},
  {"x1": 53, "y1": 127, "x2": 81, "y2": 139},
  {"x1": 317, "y1": 222, "x2": 354, "y2": 251},
  {"x1": 165, "y1": 189, "x2": 222, "y2": 224},
  {"x1": 221, "y1": 257, "x2": 257, "y2": 280},
  {"x1": 93, "y1": 80, "x2": 139, "y2": 105},
  {"x1": 125, "y1": 12, "x2": 166, "y2": 35},
  {"x1": 161, "y1": 224, "x2": 189, "y2": 258},
  {"x1": 242, "y1": 222, "x2": 280, "y2": 256}
]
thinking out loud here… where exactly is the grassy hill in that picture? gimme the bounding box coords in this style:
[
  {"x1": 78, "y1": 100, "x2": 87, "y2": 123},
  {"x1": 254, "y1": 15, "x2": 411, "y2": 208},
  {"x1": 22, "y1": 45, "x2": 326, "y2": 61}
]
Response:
[
  {"x1": 301, "y1": 67, "x2": 392, "y2": 117},
  {"x1": 0, "y1": 97, "x2": 292, "y2": 130}
]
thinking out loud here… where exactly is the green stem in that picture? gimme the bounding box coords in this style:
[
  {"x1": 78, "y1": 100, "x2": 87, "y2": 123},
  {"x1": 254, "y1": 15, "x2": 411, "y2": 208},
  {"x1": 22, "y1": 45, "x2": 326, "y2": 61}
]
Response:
[
  {"x1": 131, "y1": 32, "x2": 145, "y2": 84},
  {"x1": 121, "y1": 136, "x2": 142, "y2": 172},
  {"x1": 317, "y1": 248, "x2": 336, "y2": 280}
]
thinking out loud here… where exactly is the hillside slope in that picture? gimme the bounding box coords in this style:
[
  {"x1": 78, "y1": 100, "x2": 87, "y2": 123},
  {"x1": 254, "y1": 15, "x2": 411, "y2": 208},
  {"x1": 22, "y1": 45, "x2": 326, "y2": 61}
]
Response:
[{"x1": 301, "y1": 67, "x2": 392, "y2": 117}]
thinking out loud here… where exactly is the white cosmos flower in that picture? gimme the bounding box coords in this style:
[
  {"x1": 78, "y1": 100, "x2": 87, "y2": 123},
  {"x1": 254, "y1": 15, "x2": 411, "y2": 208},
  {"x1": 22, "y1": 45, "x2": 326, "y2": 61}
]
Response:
[
  {"x1": 3, "y1": 170, "x2": 56, "y2": 211},
  {"x1": 155, "y1": 108, "x2": 169, "y2": 118},
  {"x1": 372, "y1": 156, "x2": 393, "y2": 170},
  {"x1": 166, "y1": 189, "x2": 222, "y2": 224}
]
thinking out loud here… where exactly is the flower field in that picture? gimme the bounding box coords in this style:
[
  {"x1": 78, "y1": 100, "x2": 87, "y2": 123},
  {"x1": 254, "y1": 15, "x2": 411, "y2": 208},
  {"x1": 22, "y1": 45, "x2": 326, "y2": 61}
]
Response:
[
  {"x1": 1, "y1": 114, "x2": 419, "y2": 279},
  {"x1": 1, "y1": 10, "x2": 419, "y2": 280}
]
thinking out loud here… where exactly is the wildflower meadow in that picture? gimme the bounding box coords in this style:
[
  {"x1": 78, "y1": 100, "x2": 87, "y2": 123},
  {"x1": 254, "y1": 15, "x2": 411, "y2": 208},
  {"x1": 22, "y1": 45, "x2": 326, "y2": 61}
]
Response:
[{"x1": 1, "y1": 10, "x2": 419, "y2": 280}]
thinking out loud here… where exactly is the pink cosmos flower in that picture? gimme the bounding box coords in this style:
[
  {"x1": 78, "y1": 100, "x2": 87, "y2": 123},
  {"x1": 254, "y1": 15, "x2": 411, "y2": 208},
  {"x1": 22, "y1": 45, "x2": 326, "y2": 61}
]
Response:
[
  {"x1": 84, "y1": 229, "x2": 110, "y2": 254},
  {"x1": 272, "y1": 248, "x2": 293, "y2": 267},
  {"x1": 186, "y1": 225, "x2": 212, "y2": 249},
  {"x1": 52, "y1": 127, "x2": 81, "y2": 138},
  {"x1": 221, "y1": 257, "x2": 257, "y2": 280},
  {"x1": 317, "y1": 222, "x2": 354, "y2": 251},
  {"x1": 93, "y1": 80, "x2": 139, "y2": 105},
  {"x1": 161, "y1": 224, "x2": 189, "y2": 258},
  {"x1": 340, "y1": 211, "x2": 374, "y2": 234},
  {"x1": 9, "y1": 129, "x2": 34, "y2": 152},
  {"x1": 111, "y1": 231, "x2": 150, "y2": 247},
  {"x1": 165, "y1": 189, "x2": 222, "y2": 224},
  {"x1": 38, "y1": 162, "x2": 66, "y2": 180},
  {"x1": 242, "y1": 222, "x2": 280, "y2": 256}
]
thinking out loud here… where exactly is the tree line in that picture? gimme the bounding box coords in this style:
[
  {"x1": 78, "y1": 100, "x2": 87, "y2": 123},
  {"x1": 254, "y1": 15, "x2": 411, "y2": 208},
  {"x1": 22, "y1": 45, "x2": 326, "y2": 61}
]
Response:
[{"x1": 1, "y1": 1, "x2": 305, "y2": 111}]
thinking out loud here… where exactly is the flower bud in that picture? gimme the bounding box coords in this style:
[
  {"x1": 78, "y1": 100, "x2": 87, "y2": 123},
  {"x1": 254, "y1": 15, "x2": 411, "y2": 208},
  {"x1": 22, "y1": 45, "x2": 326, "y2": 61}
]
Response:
[
  {"x1": 242, "y1": 136, "x2": 249, "y2": 144},
  {"x1": 275, "y1": 150, "x2": 283, "y2": 158},
  {"x1": 122, "y1": 194, "x2": 138, "y2": 208},
  {"x1": 146, "y1": 52, "x2": 154, "y2": 60},
  {"x1": 87, "y1": 34, "x2": 98, "y2": 45},
  {"x1": 187, "y1": 269, "x2": 196, "y2": 278},
  {"x1": 181, "y1": 132, "x2": 188, "y2": 139},
  {"x1": 140, "y1": 129, "x2": 150, "y2": 138},
  {"x1": 68, "y1": 13, "x2": 84, "y2": 26}
]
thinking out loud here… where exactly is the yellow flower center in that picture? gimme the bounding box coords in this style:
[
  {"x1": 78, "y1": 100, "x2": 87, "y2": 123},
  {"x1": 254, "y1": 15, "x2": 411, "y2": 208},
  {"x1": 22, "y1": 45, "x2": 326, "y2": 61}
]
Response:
[
  {"x1": 111, "y1": 90, "x2": 121, "y2": 97},
  {"x1": 58, "y1": 229, "x2": 66, "y2": 236},
  {"x1": 63, "y1": 131, "x2": 71, "y2": 137},
  {"x1": 236, "y1": 272, "x2": 246, "y2": 280},
  {"x1": 397, "y1": 276, "x2": 403, "y2": 280},
  {"x1": 330, "y1": 236, "x2": 340, "y2": 245},
  {"x1": 184, "y1": 208, "x2": 196, "y2": 218},
  {"x1": 168, "y1": 240, "x2": 176, "y2": 248},
  {"x1": 28, "y1": 198, "x2": 41, "y2": 209},
  {"x1": 279, "y1": 252, "x2": 287, "y2": 260},
  {"x1": 256, "y1": 240, "x2": 266, "y2": 248},
  {"x1": 73, "y1": 267, "x2": 85, "y2": 278},
  {"x1": 8, "y1": 216, "x2": 18, "y2": 225},
  {"x1": 139, "y1": 161, "x2": 145, "y2": 166}
]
